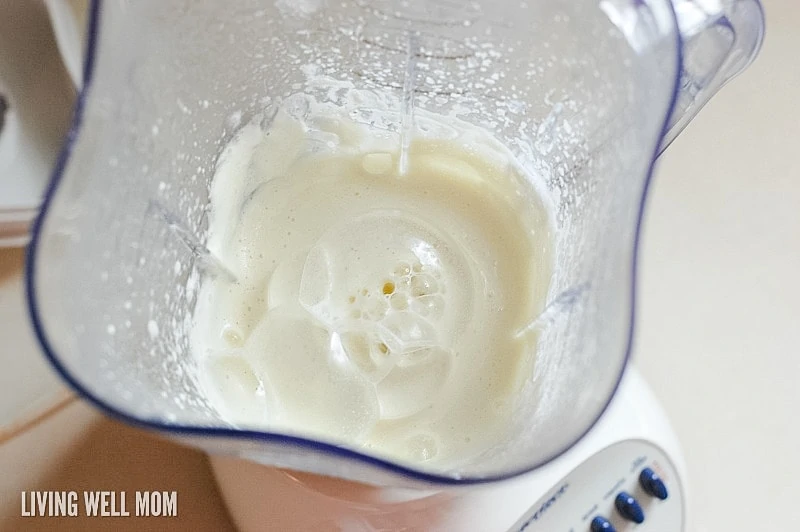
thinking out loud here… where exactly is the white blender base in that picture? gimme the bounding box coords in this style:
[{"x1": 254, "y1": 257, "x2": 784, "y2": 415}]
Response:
[{"x1": 210, "y1": 368, "x2": 687, "y2": 531}]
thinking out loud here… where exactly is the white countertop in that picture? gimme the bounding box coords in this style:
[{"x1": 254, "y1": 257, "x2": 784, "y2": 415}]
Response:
[
  {"x1": 636, "y1": 2, "x2": 800, "y2": 527},
  {"x1": 1, "y1": 1, "x2": 799, "y2": 530},
  {"x1": 0, "y1": 248, "x2": 69, "y2": 431}
]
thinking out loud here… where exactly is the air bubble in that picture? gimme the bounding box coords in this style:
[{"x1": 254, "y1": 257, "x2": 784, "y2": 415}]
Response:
[
  {"x1": 394, "y1": 263, "x2": 411, "y2": 277},
  {"x1": 410, "y1": 294, "x2": 445, "y2": 320},
  {"x1": 298, "y1": 246, "x2": 335, "y2": 326},
  {"x1": 340, "y1": 331, "x2": 395, "y2": 383},
  {"x1": 298, "y1": 210, "x2": 468, "y2": 354},
  {"x1": 283, "y1": 94, "x2": 311, "y2": 120},
  {"x1": 405, "y1": 433, "x2": 439, "y2": 462},
  {"x1": 414, "y1": 301, "x2": 430, "y2": 317},
  {"x1": 222, "y1": 325, "x2": 244, "y2": 347},
  {"x1": 411, "y1": 274, "x2": 438, "y2": 297},
  {"x1": 367, "y1": 295, "x2": 390, "y2": 319},
  {"x1": 306, "y1": 130, "x2": 340, "y2": 152},
  {"x1": 339, "y1": 332, "x2": 375, "y2": 373},
  {"x1": 377, "y1": 348, "x2": 451, "y2": 419},
  {"x1": 147, "y1": 320, "x2": 160, "y2": 339},
  {"x1": 389, "y1": 292, "x2": 409, "y2": 310},
  {"x1": 204, "y1": 355, "x2": 268, "y2": 426},
  {"x1": 268, "y1": 254, "x2": 306, "y2": 310},
  {"x1": 377, "y1": 311, "x2": 438, "y2": 353}
]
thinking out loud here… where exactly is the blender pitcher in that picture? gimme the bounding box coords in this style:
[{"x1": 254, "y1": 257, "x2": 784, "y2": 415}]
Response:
[{"x1": 28, "y1": 0, "x2": 763, "y2": 488}]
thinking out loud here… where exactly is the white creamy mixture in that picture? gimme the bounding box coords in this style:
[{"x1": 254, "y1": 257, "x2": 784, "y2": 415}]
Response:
[{"x1": 192, "y1": 95, "x2": 553, "y2": 466}]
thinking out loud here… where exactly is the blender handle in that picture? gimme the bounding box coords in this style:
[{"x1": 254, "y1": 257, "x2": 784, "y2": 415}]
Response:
[{"x1": 660, "y1": 0, "x2": 765, "y2": 153}]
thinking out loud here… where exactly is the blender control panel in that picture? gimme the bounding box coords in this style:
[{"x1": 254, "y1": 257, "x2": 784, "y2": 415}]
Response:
[{"x1": 508, "y1": 440, "x2": 684, "y2": 532}]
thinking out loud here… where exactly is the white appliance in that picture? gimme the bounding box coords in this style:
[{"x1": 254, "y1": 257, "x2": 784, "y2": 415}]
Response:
[
  {"x1": 30, "y1": 4, "x2": 763, "y2": 532},
  {"x1": 210, "y1": 368, "x2": 686, "y2": 531}
]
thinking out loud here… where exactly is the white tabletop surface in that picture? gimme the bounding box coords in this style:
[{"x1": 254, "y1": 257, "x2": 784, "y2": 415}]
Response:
[
  {"x1": 635, "y1": 1, "x2": 800, "y2": 528},
  {"x1": 1, "y1": 1, "x2": 798, "y2": 530}
]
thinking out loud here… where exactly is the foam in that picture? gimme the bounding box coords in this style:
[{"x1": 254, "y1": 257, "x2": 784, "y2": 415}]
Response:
[{"x1": 192, "y1": 92, "x2": 554, "y2": 466}]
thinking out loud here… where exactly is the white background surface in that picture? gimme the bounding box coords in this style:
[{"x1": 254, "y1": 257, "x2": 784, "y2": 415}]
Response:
[
  {"x1": 1, "y1": 1, "x2": 798, "y2": 530},
  {"x1": 637, "y1": 1, "x2": 800, "y2": 528}
]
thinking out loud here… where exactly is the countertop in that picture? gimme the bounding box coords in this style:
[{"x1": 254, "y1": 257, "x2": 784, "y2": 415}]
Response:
[{"x1": 1, "y1": 1, "x2": 798, "y2": 530}]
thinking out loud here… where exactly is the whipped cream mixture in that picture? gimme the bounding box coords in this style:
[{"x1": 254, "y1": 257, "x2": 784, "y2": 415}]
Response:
[{"x1": 192, "y1": 95, "x2": 553, "y2": 466}]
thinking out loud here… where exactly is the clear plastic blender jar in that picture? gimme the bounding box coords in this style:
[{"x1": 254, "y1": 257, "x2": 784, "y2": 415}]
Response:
[{"x1": 27, "y1": 0, "x2": 763, "y2": 487}]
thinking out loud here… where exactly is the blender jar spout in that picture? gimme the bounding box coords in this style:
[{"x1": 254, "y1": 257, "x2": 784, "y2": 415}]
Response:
[{"x1": 661, "y1": 0, "x2": 765, "y2": 152}]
